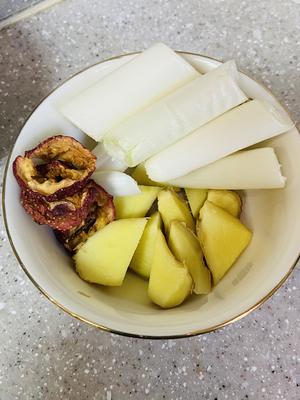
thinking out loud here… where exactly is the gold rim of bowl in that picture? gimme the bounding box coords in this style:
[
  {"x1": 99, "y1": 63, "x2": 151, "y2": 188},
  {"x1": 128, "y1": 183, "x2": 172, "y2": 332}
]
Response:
[{"x1": 2, "y1": 51, "x2": 300, "y2": 339}]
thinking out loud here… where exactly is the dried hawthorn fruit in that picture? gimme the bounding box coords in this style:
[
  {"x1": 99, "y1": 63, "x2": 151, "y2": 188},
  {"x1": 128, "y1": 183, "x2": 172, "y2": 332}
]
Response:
[
  {"x1": 21, "y1": 180, "x2": 115, "y2": 233},
  {"x1": 54, "y1": 181, "x2": 115, "y2": 252},
  {"x1": 13, "y1": 136, "x2": 116, "y2": 252},
  {"x1": 13, "y1": 135, "x2": 96, "y2": 201}
]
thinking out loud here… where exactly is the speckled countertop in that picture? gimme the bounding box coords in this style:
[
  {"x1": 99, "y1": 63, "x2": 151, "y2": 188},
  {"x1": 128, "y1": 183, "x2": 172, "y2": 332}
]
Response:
[
  {"x1": 0, "y1": 0, "x2": 42, "y2": 20},
  {"x1": 0, "y1": 1, "x2": 300, "y2": 399}
]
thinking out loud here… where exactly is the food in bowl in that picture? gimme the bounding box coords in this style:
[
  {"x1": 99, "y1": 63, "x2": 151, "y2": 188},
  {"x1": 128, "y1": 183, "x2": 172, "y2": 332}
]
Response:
[
  {"x1": 12, "y1": 134, "x2": 254, "y2": 308},
  {"x1": 13, "y1": 135, "x2": 115, "y2": 250},
  {"x1": 12, "y1": 43, "x2": 292, "y2": 310}
]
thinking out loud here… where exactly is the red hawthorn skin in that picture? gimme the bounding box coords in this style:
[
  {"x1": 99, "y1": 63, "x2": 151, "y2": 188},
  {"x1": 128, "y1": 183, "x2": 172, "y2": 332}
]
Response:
[
  {"x1": 20, "y1": 180, "x2": 115, "y2": 232},
  {"x1": 13, "y1": 135, "x2": 116, "y2": 252},
  {"x1": 24, "y1": 135, "x2": 95, "y2": 169},
  {"x1": 14, "y1": 156, "x2": 92, "y2": 201},
  {"x1": 21, "y1": 188, "x2": 84, "y2": 231},
  {"x1": 54, "y1": 182, "x2": 115, "y2": 252},
  {"x1": 13, "y1": 135, "x2": 96, "y2": 201}
]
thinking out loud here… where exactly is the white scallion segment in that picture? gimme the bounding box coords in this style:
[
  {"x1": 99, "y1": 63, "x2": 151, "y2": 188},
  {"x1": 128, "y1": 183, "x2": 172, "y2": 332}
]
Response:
[
  {"x1": 93, "y1": 142, "x2": 128, "y2": 171},
  {"x1": 91, "y1": 171, "x2": 140, "y2": 197},
  {"x1": 167, "y1": 148, "x2": 286, "y2": 189},
  {"x1": 60, "y1": 43, "x2": 199, "y2": 141},
  {"x1": 145, "y1": 99, "x2": 293, "y2": 182},
  {"x1": 103, "y1": 60, "x2": 248, "y2": 167}
]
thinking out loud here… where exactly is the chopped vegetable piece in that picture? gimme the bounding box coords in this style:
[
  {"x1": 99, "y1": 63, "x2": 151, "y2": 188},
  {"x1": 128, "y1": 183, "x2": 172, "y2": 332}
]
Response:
[
  {"x1": 148, "y1": 230, "x2": 192, "y2": 308},
  {"x1": 131, "y1": 164, "x2": 164, "y2": 186},
  {"x1": 167, "y1": 148, "x2": 286, "y2": 189},
  {"x1": 185, "y1": 188, "x2": 207, "y2": 218},
  {"x1": 60, "y1": 43, "x2": 199, "y2": 141},
  {"x1": 13, "y1": 135, "x2": 96, "y2": 200},
  {"x1": 74, "y1": 218, "x2": 147, "y2": 286},
  {"x1": 91, "y1": 170, "x2": 140, "y2": 197},
  {"x1": 103, "y1": 61, "x2": 247, "y2": 166},
  {"x1": 197, "y1": 201, "x2": 252, "y2": 284},
  {"x1": 130, "y1": 211, "x2": 162, "y2": 279},
  {"x1": 114, "y1": 185, "x2": 161, "y2": 219},
  {"x1": 92, "y1": 142, "x2": 128, "y2": 171},
  {"x1": 207, "y1": 190, "x2": 241, "y2": 217},
  {"x1": 53, "y1": 181, "x2": 115, "y2": 252},
  {"x1": 145, "y1": 100, "x2": 293, "y2": 182},
  {"x1": 168, "y1": 221, "x2": 211, "y2": 294},
  {"x1": 158, "y1": 189, "x2": 195, "y2": 234}
]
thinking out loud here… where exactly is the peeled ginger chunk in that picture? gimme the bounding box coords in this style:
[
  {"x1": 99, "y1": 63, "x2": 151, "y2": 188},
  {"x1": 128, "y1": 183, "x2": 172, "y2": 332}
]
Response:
[
  {"x1": 130, "y1": 212, "x2": 162, "y2": 279},
  {"x1": 158, "y1": 190, "x2": 195, "y2": 234},
  {"x1": 197, "y1": 201, "x2": 252, "y2": 285},
  {"x1": 60, "y1": 43, "x2": 199, "y2": 141},
  {"x1": 207, "y1": 190, "x2": 241, "y2": 217},
  {"x1": 114, "y1": 185, "x2": 161, "y2": 219},
  {"x1": 74, "y1": 218, "x2": 147, "y2": 286},
  {"x1": 168, "y1": 221, "x2": 211, "y2": 294},
  {"x1": 148, "y1": 231, "x2": 192, "y2": 308},
  {"x1": 185, "y1": 189, "x2": 207, "y2": 218},
  {"x1": 145, "y1": 100, "x2": 293, "y2": 182},
  {"x1": 167, "y1": 148, "x2": 286, "y2": 189}
]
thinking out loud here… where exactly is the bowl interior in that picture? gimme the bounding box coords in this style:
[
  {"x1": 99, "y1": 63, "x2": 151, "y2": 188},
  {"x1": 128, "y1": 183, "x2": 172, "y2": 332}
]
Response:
[{"x1": 3, "y1": 53, "x2": 300, "y2": 337}]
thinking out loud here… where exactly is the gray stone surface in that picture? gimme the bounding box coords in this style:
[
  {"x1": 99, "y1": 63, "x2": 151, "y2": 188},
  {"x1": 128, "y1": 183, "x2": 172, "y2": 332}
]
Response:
[
  {"x1": 0, "y1": 0, "x2": 43, "y2": 20},
  {"x1": 0, "y1": 0, "x2": 299, "y2": 399}
]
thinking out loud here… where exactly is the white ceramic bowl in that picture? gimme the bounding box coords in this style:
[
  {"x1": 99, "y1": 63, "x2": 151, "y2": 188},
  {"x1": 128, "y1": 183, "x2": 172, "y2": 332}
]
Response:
[{"x1": 3, "y1": 52, "x2": 300, "y2": 338}]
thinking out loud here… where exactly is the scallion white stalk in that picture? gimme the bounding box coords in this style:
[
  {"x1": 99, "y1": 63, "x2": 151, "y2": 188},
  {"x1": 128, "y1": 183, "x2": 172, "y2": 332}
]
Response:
[
  {"x1": 166, "y1": 148, "x2": 286, "y2": 189},
  {"x1": 103, "y1": 61, "x2": 247, "y2": 166},
  {"x1": 60, "y1": 43, "x2": 199, "y2": 141},
  {"x1": 145, "y1": 99, "x2": 293, "y2": 182},
  {"x1": 93, "y1": 142, "x2": 128, "y2": 171}
]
